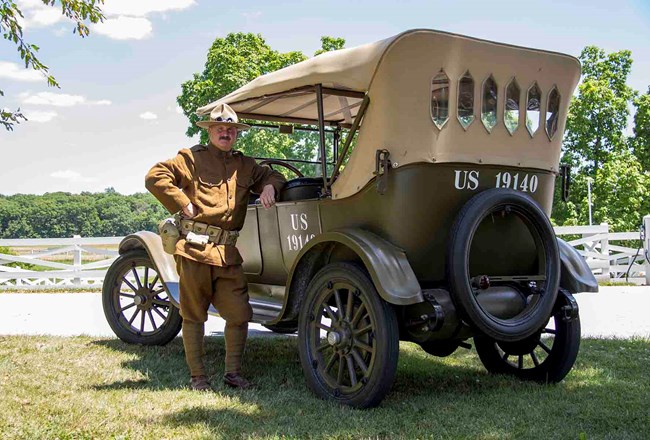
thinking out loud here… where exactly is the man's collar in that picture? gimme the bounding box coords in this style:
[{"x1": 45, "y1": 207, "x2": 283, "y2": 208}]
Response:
[{"x1": 208, "y1": 143, "x2": 233, "y2": 156}]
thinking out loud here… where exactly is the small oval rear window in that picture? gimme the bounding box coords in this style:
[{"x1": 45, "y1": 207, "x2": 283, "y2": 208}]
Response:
[
  {"x1": 481, "y1": 75, "x2": 498, "y2": 133},
  {"x1": 546, "y1": 87, "x2": 561, "y2": 140},
  {"x1": 504, "y1": 78, "x2": 521, "y2": 135},
  {"x1": 431, "y1": 70, "x2": 450, "y2": 129},
  {"x1": 457, "y1": 71, "x2": 475, "y2": 130},
  {"x1": 526, "y1": 82, "x2": 541, "y2": 137}
]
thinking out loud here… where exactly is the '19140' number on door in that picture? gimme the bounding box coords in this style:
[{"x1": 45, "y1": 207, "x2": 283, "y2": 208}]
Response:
[{"x1": 495, "y1": 172, "x2": 538, "y2": 193}]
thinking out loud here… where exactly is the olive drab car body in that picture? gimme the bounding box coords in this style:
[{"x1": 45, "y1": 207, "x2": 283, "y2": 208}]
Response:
[{"x1": 103, "y1": 29, "x2": 597, "y2": 408}]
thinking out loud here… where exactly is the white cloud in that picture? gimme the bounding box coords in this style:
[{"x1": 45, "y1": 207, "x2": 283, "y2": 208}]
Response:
[
  {"x1": 140, "y1": 111, "x2": 158, "y2": 120},
  {"x1": 102, "y1": 0, "x2": 196, "y2": 17},
  {"x1": 17, "y1": 0, "x2": 66, "y2": 28},
  {"x1": 23, "y1": 110, "x2": 58, "y2": 123},
  {"x1": 93, "y1": 16, "x2": 153, "y2": 40},
  {"x1": 18, "y1": 0, "x2": 195, "y2": 40},
  {"x1": 22, "y1": 92, "x2": 85, "y2": 107},
  {"x1": 50, "y1": 170, "x2": 96, "y2": 183},
  {"x1": 20, "y1": 92, "x2": 112, "y2": 107},
  {"x1": 30, "y1": 7, "x2": 64, "y2": 26},
  {"x1": 0, "y1": 62, "x2": 44, "y2": 82},
  {"x1": 176, "y1": 105, "x2": 183, "y2": 114}
]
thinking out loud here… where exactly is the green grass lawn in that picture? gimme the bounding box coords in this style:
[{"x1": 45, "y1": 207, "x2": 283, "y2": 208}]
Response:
[{"x1": 0, "y1": 336, "x2": 648, "y2": 439}]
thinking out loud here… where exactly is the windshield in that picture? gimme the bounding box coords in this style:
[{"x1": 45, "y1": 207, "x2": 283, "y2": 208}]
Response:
[{"x1": 237, "y1": 124, "x2": 346, "y2": 179}]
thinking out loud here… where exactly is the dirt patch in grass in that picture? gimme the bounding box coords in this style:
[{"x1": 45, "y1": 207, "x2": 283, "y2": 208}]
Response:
[{"x1": 0, "y1": 336, "x2": 648, "y2": 439}]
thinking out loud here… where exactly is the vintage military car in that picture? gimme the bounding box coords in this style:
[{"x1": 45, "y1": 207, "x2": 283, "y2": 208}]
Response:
[{"x1": 103, "y1": 29, "x2": 597, "y2": 408}]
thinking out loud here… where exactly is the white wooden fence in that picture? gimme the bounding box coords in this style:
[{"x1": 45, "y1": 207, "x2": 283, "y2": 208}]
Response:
[
  {"x1": 0, "y1": 235, "x2": 122, "y2": 289},
  {"x1": 1, "y1": 216, "x2": 649, "y2": 288},
  {"x1": 554, "y1": 215, "x2": 650, "y2": 285}
]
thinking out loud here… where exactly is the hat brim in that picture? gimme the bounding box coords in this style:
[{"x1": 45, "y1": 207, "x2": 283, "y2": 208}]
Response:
[{"x1": 196, "y1": 120, "x2": 250, "y2": 130}]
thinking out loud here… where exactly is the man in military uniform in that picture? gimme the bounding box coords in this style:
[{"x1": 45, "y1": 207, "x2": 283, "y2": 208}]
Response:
[{"x1": 145, "y1": 103, "x2": 286, "y2": 390}]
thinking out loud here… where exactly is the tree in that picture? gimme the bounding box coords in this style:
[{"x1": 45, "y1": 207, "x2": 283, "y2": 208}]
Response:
[
  {"x1": 0, "y1": 190, "x2": 167, "y2": 238},
  {"x1": 591, "y1": 152, "x2": 650, "y2": 231},
  {"x1": 562, "y1": 47, "x2": 635, "y2": 174},
  {"x1": 177, "y1": 33, "x2": 306, "y2": 144},
  {"x1": 176, "y1": 33, "x2": 346, "y2": 176},
  {"x1": 1, "y1": 0, "x2": 104, "y2": 131},
  {"x1": 553, "y1": 46, "x2": 640, "y2": 228},
  {"x1": 314, "y1": 36, "x2": 345, "y2": 56},
  {"x1": 631, "y1": 87, "x2": 650, "y2": 171}
]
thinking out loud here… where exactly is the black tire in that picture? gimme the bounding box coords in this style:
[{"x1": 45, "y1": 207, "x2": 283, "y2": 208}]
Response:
[
  {"x1": 447, "y1": 188, "x2": 560, "y2": 342},
  {"x1": 474, "y1": 292, "x2": 580, "y2": 383},
  {"x1": 102, "y1": 249, "x2": 182, "y2": 345},
  {"x1": 298, "y1": 262, "x2": 399, "y2": 408},
  {"x1": 263, "y1": 323, "x2": 298, "y2": 334}
]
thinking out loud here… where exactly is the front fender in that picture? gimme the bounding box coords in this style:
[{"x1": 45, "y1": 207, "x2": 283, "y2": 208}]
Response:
[
  {"x1": 119, "y1": 231, "x2": 180, "y2": 305},
  {"x1": 272, "y1": 228, "x2": 423, "y2": 324},
  {"x1": 557, "y1": 238, "x2": 598, "y2": 293}
]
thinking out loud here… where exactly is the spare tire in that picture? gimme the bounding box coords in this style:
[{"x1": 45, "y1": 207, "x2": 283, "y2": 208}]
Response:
[{"x1": 446, "y1": 188, "x2": 559, "y2": 342}]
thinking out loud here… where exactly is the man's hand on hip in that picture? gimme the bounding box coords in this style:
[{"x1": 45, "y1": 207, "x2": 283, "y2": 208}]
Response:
[
  {"x1": 182, "y1": 202, "x2": 197, "y2": 218},
  {"x1": 259, "y1": 184, "x2": 277, "y2": 209}
]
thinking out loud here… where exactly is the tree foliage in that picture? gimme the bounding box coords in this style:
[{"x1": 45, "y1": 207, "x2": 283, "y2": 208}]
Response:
[
  {"x1": 0, "y1": 190, "x2": 167, "y2": 238},
  {"x1": 553, "y1": 46, "x2": 650, "y2": 232},
  {"x1": 630, "y1": 87, "x2": 650, "y2": 171},
  {"x1": 176, "y1": 33, "x2": 307, "y2": 143},
  {"x1": 314, "y1": 36, "x2": 345, "y2": 56},
  {"x1": 0, "y1": 0, "x2": 104, "y2": 131},
  {"x1": 562, "y1": 47, "x2": 635, "y2": 174}
]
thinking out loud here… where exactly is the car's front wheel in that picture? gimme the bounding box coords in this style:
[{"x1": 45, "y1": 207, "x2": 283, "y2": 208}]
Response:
[
  {"x1": 298, "y1": 262, "x2": 399, "y2": 408},
  {"x1": 102, "y1": 249, "x2": 182, "y2": 345}
]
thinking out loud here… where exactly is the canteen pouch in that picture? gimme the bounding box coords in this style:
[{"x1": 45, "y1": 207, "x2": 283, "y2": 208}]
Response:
[{"x1": 158, "y1": 217, "x2": 180, "y2": 254}]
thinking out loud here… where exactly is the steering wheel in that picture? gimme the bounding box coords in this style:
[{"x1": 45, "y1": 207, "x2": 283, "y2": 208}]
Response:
[{"x1": 258, "y1": 159, "x2": 304, "y2": 178}]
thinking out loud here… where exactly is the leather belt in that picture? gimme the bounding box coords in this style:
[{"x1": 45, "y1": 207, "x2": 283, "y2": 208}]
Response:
[{"x1": 179, "y1": 219, "x2": 239, "y2": 246}]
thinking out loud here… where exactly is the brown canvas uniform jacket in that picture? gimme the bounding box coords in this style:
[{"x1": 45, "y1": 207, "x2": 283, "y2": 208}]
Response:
[{"x1": 145, "y1": 144, "x2": 286, "y2": 266}]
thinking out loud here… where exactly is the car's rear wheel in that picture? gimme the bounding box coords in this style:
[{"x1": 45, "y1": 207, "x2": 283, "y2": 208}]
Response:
[
  {"x1": 474, "y1": 292, "x2": 580, "y2": 383},
  {"x1": 298, "y1": 262, "x2": 399, "y2": 408},
  {"x1": 447, "y1": 188, "x2": 560, "y2": 342},
  {"x1": 102, "y1": 249, "x2": 182, "y2": 345}
]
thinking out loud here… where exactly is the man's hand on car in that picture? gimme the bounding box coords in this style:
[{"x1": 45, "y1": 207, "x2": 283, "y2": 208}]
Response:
[{"x1": 259, "y1": 184, "x2": 277, "y2": 209}]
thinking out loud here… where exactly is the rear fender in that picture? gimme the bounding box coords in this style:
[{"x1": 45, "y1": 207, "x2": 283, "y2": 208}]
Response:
[
  {"x1": 270, "y1": 228, "x2": 423, "y2": 324},
  {"x1": 557, "y1": 238, "x2": 598, "y2": 293},
  {"x1": 119, "y1": 231, "x2": 180, "y2": 305}
]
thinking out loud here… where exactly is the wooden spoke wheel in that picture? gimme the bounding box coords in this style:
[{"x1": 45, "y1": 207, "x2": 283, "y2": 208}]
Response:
[
  {"x1": 102, "y1": 250, "x2": 182, "y2": 345},
  {"x1": 298, "y1": 262, "x2": 399, "y2": 408},
  {"x1": 474, "y1": 292, "x2": 580, "y2": 383}
]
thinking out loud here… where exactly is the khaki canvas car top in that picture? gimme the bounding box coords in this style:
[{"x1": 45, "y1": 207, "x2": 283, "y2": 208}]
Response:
[{"x1": 196, "y1": 29, "x2": 581, "y2": 199}]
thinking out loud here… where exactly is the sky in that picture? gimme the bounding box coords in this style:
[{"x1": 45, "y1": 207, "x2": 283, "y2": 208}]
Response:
[{"x1": 0, "y1": 0, "x2": 649, "y2": 195}]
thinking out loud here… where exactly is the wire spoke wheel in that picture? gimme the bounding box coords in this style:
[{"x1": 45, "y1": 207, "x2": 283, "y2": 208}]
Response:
[
  {"x1": 474, "y1": 292, "x2": 580, "y2": 383},
  {"x1": 298, "y1": 262, "x2": 398, "y2": 408},
  {"x1": 102, "y1": 250, "x2": 182, "y2": 345}
]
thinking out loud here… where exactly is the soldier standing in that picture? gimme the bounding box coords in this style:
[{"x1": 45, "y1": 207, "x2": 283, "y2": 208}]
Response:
[{"x1": 145, "y1": 103, "x2": 286, "y2": 390}]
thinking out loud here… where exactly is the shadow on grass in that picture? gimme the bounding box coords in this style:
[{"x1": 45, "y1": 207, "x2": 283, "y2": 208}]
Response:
[
  {"x1": 91, "y1": 336, "x2": 650, "y2": 439},
  {"x1": 91, "y1": 336, "x2": 488, "y2": 395}
]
